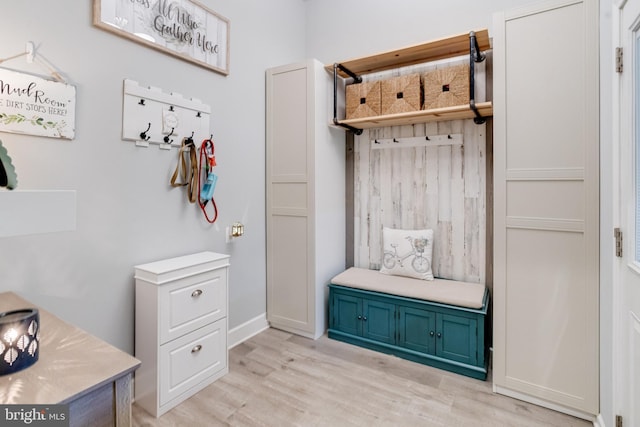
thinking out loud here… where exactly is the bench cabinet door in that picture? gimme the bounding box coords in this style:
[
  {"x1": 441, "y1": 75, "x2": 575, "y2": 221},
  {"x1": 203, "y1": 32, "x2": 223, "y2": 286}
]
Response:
[
  {"x1": 362, "y1": 299, "x2": 396, "y2": 344},
  {"x1": 436, "y1": 313, "x2": 478, "y2": 366},
  {"x1": 398, "y1": 306, "x2": 436, "y2": 355},
  {"x1": 332, "y1": 293, "x2": 362, "y2": 336}
]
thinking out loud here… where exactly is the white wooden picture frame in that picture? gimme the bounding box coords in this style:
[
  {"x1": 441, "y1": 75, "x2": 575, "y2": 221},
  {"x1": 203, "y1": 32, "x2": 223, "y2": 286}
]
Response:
[{"x1": 93, "y1": 0, "x2": 230, "y2": 76}]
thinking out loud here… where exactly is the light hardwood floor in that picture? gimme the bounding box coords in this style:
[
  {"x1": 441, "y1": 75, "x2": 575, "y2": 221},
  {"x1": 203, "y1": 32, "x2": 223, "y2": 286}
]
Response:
[{"x1": 132, "y1": 328, "x2": 591, "y2": 427}]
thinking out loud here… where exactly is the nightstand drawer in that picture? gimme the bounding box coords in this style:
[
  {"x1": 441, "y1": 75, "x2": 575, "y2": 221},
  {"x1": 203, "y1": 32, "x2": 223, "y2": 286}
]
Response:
[
  {"x1": 159, "y1": 318, "x2": 227, "y2": 406},
  {"x1": 159, "y1": 269, "x2": 227, "y2": 344}
]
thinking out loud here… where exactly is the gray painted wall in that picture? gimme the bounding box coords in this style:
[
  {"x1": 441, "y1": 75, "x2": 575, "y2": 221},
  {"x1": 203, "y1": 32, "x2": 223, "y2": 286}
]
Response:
[
  {"x1": 305, "y1": 0, "x2": 534, "y2": 64},
  {"x1": 0, "y1": 0, "x2": 306, "y2": 352}
]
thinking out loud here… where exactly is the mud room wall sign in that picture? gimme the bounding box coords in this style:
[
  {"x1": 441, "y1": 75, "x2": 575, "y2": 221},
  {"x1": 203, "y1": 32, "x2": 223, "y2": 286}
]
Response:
[
  {"x1": 0, "y1": 68, "x2": 76, "y2": 139},
  {"x1": 93, "y1": 0, "x2": 230, "y2": 75}
]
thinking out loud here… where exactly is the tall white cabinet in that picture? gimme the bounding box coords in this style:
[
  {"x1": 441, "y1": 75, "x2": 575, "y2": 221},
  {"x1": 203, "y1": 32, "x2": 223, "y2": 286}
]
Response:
[
  {"x1": 266, "y1": 59, "x2": 345, "y2": 339},
  {"x1": 493, "y1": 0, "x2": 599, "y2": 418}
]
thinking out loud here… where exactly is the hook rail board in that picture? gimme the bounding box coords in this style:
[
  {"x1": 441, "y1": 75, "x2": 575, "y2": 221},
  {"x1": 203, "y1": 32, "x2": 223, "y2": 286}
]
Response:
[
  {"x1": 122, "y1": 79, "x2": 211, "y2": 148},
  {"x1": 371, "y1": 133, "x2": 463, "y2": 149}
]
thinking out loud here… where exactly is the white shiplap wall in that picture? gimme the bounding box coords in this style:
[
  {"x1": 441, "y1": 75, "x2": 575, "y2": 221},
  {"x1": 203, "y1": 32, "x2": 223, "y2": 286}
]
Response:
[{"x1": 353, "y1": 59, "x2": 489, "y2": 284}]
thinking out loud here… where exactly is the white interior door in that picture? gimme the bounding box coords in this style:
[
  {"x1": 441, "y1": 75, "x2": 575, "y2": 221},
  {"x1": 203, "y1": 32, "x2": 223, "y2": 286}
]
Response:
[{"x1": 616, "y1": 0, "x2": 640, "y2": 425}]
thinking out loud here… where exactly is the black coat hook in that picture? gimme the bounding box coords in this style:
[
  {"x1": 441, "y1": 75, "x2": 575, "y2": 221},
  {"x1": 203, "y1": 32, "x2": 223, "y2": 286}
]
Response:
[
  {"x1": 196, "y1": 112, "x2": 202, "y2": 118},
  {"x1": 448, "y1": 134, "x2": 452, "y2": 139},
  {"x1": 425, "y1": 136, "x2": 430, "y2": 140},
  {"x1": 163, "y1": 127, "x2": 174, "y2": 144},
  {"x1": 393, "y1": 138, "x2": 400, "y2": 143},
  {"x1": 169, "y1": 106, "x2": 174, "y2": 112},
  {"x1": 139, "y1": 122, "x2": 151, "y2": 141},
  {"x1": 138, "y1": 99, "x2": 146, "y2": 106},
  {"x1": 185, "y1": 131, "x2": 195, "y2": 145}
]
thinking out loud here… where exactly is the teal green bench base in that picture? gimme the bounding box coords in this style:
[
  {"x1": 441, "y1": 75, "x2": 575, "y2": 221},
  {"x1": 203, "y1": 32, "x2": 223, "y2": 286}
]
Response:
[{"x1": 328, "y1": 283, "x2": 490, "y2": 380}]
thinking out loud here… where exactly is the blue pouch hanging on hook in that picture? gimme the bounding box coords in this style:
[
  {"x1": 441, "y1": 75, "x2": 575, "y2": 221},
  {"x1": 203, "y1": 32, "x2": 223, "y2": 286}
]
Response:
[{"x1": 200, "y1": 171, "x2": 217, "y2": 201}]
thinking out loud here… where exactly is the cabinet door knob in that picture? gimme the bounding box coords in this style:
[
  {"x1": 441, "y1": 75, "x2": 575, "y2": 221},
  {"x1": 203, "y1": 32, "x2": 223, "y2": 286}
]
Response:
[
  {"x1": 362, "y1": 316, "x2": 367, "y2": 321},
  {"x1": 191, "y1": 344, "x2": 203, "y2": 353},
  {"x1": 429, "y1": 331, "x2": 435, "y2": 337},
  {"x1": 191, "y1": 289, "x2": 203, "y2": 297},
  {"x1": 357, "y1": 315, "x2": 362, "y2": 320},
  {"x1": 437, "y1": 332, "x2": 442, "y2": 338}
]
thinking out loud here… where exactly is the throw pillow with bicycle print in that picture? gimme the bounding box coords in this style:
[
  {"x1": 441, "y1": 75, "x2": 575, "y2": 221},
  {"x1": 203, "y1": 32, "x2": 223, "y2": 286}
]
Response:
[{"x1": 380, "y1": 227, "x2": 434, "y2": 280}]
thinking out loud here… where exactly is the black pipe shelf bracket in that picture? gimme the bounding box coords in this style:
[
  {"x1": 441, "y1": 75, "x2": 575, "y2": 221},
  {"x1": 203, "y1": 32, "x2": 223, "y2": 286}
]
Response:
[
  {"x1": 469, "y1": 31, "x2": 487, "y2": 125},
  {"x1": 333, "y1": 63, "x2": 364, "y2": 135}
]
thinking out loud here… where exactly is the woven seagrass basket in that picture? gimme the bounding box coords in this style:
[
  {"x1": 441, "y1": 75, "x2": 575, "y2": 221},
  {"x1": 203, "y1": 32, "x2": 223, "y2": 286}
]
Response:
[
  {"x1": 345, "y1": 81, "x2": 381, "y2": 119},
  {"x1": 422, "y1": 64, "x2": 469, "y2": 110},
  {"x1": 380, "y1": 73, "x2": 421, "y2": 115}
]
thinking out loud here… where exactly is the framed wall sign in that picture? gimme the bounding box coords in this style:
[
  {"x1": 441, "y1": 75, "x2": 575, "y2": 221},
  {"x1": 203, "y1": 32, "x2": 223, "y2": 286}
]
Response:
[
  {"x1": 93, "y1": 0, "x2": 230, "y2": 76},
  {"x1": 0, "y1": 67, "x2": 76, "y2": 139}
]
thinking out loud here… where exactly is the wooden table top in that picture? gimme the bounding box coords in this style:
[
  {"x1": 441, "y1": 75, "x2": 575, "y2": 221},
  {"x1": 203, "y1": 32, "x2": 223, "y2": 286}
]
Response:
[{"x1": 0, "y1": 291, "x2": 140, "y2": 404}]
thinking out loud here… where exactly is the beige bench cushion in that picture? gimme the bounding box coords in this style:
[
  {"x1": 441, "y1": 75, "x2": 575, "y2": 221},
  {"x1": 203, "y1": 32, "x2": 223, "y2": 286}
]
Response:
[{"x1": 331, "y1": 267, "x2": 486, "y2": 309}]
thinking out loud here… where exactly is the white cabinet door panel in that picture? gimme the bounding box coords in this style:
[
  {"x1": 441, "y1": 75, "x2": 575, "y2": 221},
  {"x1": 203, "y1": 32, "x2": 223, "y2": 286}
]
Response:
[{"x1": 493, "y1": 0, "x2": 599, "y2": 417}]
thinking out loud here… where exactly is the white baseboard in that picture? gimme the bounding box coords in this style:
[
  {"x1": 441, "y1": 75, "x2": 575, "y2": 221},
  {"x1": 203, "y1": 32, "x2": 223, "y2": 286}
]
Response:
[
  {"x1": 593, "y1": 414, "x2": 606, "y2": 427},
  {"x1": 227, "y1": 312, "x2": 269, "y2": 349}
]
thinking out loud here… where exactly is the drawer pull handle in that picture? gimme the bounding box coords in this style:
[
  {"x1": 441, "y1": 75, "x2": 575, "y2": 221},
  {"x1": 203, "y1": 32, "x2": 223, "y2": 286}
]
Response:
[
  {"x1": 191, "y1": 344, "x2": 203, "y2": 353},
  {"x1": 191, "y1": 289, "x2": 203, "y2": 298}
]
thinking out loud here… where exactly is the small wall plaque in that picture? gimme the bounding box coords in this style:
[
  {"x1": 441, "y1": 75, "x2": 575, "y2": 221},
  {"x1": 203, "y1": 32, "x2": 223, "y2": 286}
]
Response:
[{"x1": 0, "y1": 68, "x2": 76, "y2": 139}]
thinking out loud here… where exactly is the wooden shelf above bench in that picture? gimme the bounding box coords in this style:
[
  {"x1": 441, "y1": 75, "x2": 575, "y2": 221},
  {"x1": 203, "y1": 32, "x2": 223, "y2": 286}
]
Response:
[
  {"x1": 327, "y1": 29, "x2": 492, "y2": 133},
  {"x1": 326, "y1": 29, "x2": 491, "y2": 77},
  {"x1": 337, "y1": 102, "x2": 493, "y2": 130}
]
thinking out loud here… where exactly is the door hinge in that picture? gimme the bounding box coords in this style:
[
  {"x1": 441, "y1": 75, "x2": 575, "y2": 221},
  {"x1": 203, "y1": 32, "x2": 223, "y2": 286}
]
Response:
[
  {"x1": 616, "y1": 415, "x2": 623, "y2": 427},
  {"x1": 615, "y1": 227, "x2": 623, "y2": 257},
  {"x1": 616, "y1": 47, "x2": 623, "y2": 73}
]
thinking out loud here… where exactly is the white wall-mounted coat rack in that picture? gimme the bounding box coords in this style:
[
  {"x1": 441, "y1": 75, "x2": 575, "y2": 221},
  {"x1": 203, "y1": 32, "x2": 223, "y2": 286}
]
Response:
[
  {"x1": 370, "y1": 133, "x2": 463, "y2": 149},
  {"x1": 122, "y1": 79, "x2": 211, "y2": 149}
]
